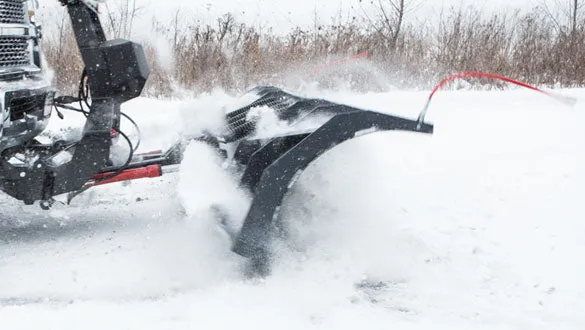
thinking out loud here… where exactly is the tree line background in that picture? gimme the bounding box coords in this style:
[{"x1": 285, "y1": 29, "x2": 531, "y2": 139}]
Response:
[{"x1": 41, "y1": 0, "x2": 585, "y2": 97}]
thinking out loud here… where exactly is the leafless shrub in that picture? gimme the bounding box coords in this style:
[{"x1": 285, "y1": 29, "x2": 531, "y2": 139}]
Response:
[
  {"x1": 42, "y1": 4, "x2": 585, "y2": 97},
  {"x1": 41, "y1": 12, "x2": 83, "y2": 95}
]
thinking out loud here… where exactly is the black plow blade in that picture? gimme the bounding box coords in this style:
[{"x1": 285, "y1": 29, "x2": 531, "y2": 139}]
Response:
[{"x1": 222, "y1": 87, "x2": 434, "y2": 275}]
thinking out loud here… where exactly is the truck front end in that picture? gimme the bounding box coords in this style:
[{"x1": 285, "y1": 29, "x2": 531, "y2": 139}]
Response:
[{"x1": 0, "y1": 0, "x2": 53, "y2": 152}]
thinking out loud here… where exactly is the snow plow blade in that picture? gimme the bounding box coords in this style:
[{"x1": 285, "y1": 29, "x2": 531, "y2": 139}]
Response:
[{"x1": 225, "y1": 87, "x2": 434, "y2": 274}]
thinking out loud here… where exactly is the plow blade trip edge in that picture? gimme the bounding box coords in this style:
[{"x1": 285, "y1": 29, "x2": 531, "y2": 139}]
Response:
[{"x1": 232, "y1": 109, "x2": 434, "y2": 274}]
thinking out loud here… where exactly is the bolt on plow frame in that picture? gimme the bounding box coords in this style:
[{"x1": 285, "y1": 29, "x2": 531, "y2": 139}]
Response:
[{"x1": 0, "y1": 1, "x2": 433, "y2": 275}]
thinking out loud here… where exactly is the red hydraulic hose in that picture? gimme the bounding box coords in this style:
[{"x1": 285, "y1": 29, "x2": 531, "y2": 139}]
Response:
[
  {"x1": 428, "y1": 71, "x2": 548, "y2": 100},
  {"x1": 417, "y1": 71, "x2": 577, "y2": 127},
  {"x1": 308, "y1": 52, "x2": 369, "y2": 77},
  {"x1": 90, "y1": 165, "x2": 162, "y2": 187}
]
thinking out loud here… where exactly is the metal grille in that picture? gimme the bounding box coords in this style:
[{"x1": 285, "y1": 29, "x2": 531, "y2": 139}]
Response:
[
  {"x1": 0, "y1": 0, "x2": 25, "y2": 24},
  {"x1": 8, "y1": 92, "x2": 47, "y2": 121},
  {"x1": 225, "y1": 87, "x2": 302, "y2": 141},
  {"x1": 0, "y1": 36, "x2": 30, "y2": 68}
]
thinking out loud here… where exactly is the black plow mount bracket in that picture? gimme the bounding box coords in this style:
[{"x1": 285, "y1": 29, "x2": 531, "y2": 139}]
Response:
[
  {"x1": 220, "y1": 87, "x2": 434, "y2": 275},
  {"x1": 0, "y1": 2, "x2": 149, "y2": 205}
]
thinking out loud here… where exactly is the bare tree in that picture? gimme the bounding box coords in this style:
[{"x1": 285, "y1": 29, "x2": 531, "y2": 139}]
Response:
[
  {"x1": 571, "y1": 0, "x2": 584, "y2": 33},
  {"x1": 380, "y1": 0, "x2": 405, "y2": 48},
  {"x1": 104, "y1": 0, "x2": 142, "y2": 39},
  {"x1": 540, "y1": 0, "x2": 584, "y2": 34},
  {"x1": 359, "y1": 0, "x2": 421, "y2": 50}
]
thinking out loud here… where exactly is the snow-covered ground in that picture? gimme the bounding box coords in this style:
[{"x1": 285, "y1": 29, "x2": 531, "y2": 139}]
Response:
[{"x1": 0, "y1": 87, "x2": 584, "y2": 329}]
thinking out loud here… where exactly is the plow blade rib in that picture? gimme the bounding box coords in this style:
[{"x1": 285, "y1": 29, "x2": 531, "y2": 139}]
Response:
[
  {"x1": 239, "y1": 134, "x2": 310, "y2": 193},
  {"x1": 232, "y1": 110, "x2": 433, "y2": 273}
]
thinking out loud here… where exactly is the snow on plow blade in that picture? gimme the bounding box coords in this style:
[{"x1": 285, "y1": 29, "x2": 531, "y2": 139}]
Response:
[{"x1": 225, "y1": 87, "x2": 434, "y2": 274}]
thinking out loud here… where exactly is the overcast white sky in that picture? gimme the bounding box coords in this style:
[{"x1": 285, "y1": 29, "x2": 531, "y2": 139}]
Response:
[{"x1": 38, "y1": 0, "x2": 551, "y2": 35}]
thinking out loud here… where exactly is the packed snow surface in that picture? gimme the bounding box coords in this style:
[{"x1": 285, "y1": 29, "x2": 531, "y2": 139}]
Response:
[{"x1": 0, "y1": 88, "x2": 584, "y2": 329}]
